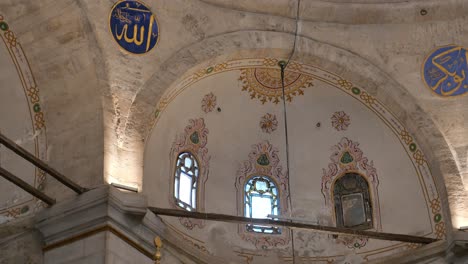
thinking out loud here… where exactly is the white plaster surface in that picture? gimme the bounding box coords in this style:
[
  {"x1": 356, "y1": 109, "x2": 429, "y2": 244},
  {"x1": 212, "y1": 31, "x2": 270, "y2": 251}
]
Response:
[{"x1": 143, "y1": 67, "x2": 440, "y2": 262}]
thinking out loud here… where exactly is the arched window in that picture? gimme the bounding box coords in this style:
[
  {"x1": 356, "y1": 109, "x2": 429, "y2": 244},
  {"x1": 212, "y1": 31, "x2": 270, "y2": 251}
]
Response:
[
  {"x1": 174, "y1": 152, "x2": 199, "y2": 211},
  {"x1": 333, "y1": 173, "x2": 373, "y2": 229},
  {"x1": 244, "y1": 176, "x2": 280, "y2": 234}
]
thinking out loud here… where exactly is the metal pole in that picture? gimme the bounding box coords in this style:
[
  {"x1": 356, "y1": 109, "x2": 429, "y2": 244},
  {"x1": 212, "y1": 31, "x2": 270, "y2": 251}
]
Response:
[{"x1": 149, "y1": 207, "x2": 438, "y2": 244}]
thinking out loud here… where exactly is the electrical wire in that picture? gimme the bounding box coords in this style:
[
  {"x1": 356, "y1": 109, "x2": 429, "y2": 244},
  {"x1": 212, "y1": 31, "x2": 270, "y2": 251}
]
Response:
[
  {"x1": 285, "y1": 0, "x2": 301, "y2": 67},
  {"x1": 279, "y1": 0, "x2": 301, "y2": 262}
]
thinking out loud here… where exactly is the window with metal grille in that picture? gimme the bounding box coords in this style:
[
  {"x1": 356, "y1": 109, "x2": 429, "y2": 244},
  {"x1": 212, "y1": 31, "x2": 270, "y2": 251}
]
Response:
[
  {"x1": 174, "y1": 152, "x2": 199, "y2": 211},
  {"x1": 244, "y1": 176, "x2": 281, "y2": 234}
]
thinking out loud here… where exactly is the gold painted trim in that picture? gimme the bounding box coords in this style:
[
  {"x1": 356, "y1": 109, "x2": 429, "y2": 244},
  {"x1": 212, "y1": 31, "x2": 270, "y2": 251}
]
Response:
[{"x1": 43, "y1": 225, "x2": 154, "y2": 260}]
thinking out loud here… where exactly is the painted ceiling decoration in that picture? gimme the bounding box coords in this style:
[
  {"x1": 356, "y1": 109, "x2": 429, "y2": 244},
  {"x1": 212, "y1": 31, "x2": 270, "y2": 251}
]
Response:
[
  {"x1": 259, "y1": 113, "x2": 278, "y2": 134},
  {"x1": 423, "y1": 45, "x2": 468, "y2": 97},
  {"x1": 201, "y1": 92, "x2": 217, "y2": 113},
  {"x1": 109, "y1": 0, "x2": 159, "y2": 54},
  {"x1": 0, "y1": 14, "x2": 47, "y2": 222},
  {"x1": 331, "y1": 111, "x2": 351, "y2": 131},
  {"x1": 169, "y1": 118, "x2": 210, "y2": 230},
  {"x1": 239, "y1": 66, "x2": 314, "y2": 104}
]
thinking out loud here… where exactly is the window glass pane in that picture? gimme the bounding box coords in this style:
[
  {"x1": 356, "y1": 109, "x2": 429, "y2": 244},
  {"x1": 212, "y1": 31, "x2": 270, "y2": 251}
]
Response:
[
  {"x1": 184, "y1": 157, "x2": 192, "y2": 169},
  {"x1": 255, "y1": 180, "x2": 267, "y2": 192},
  {"x1": 174, "y1": 178, "x2": 179, "y2": 199},
  {"x1": 333, "y1": 173, "x2": 372, "y2": 229},
  {"x1": 179, "y1": 172, "x2": 192, "y2": 206},
  {"x1": 192, "y1": 188, "x2": 196, "y2": 209},
  {"x1": 251, "y1": 196, "x2": 272, "y2": 219},
  {"x1": 174, "y1": 152, "x2": 200, "y2": 211},
  {"x1": 272, "y1": 206, "x2": 278, "y2": 216},
  {"x1": 341, "y1": 193, "x2": 366, "y2": 227}
]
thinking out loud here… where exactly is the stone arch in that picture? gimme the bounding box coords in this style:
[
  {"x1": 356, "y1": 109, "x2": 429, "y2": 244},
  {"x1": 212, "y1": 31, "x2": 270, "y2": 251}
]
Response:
[{"x1": 120, "y1": 30, "x2": 462, "y2": 238}]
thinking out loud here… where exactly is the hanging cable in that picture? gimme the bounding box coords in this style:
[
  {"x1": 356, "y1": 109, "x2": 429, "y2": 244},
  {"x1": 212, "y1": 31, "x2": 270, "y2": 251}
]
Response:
[
  {"x1": 285, "y1": 0, "x2": 301, "y2": 67},
  {"x1": 279, "y1": 0, "x2": 301, "y2": 262}
]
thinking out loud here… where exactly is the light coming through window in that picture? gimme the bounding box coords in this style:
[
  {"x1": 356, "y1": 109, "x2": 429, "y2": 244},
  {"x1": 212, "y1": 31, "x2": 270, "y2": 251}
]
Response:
[
  {"x1": 244, "y1": 176, "x2": 281, "y2": 234},
  {"x1": 174, "y1": 152, "x2": 199, "y2": 211}
]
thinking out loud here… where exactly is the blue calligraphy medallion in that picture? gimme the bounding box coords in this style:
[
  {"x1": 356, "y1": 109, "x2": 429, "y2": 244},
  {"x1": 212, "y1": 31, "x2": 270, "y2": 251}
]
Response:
[
  {"x1": 109, "y1": 0, "x2": 159, "y2": 54},
  {"x1": 423, "y1": 45, "x2": 468, "y2": 97}
]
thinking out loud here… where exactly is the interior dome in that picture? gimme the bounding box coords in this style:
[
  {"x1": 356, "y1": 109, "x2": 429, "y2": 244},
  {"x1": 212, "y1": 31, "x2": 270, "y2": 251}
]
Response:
[{"x1": 143, "y1": 57, "x2": 443, "y2": 262}]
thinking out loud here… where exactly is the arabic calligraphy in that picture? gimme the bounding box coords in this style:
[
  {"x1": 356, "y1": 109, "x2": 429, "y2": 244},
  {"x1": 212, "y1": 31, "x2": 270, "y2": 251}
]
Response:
[
  {"x1": 109, "y1": 0, "x2": 159, "y2": 54},
  {"x1": 423, "y1": 45, "x2": 468, "y2": 97}
]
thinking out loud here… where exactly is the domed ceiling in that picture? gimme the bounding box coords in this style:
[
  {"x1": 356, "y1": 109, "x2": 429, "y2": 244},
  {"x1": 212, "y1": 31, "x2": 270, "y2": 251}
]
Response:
[
  {"x1": 1, "y1": 0, "x2": 468, "y2": 262},
  {"x1": 143, "y1": 58, "x2": 445, "y2": 263}
]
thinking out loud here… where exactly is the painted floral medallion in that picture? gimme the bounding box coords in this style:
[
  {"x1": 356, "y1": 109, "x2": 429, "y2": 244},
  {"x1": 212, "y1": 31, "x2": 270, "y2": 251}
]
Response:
[
  {"x1": 260, "y1": 113, "x2": 278, "y2": 134},
  {"x1": 331, "y1": 111, "x2": 351, "y2": 131},
  {"x1": 201, "y1": 92, "x2": 217, "y2": 113}
]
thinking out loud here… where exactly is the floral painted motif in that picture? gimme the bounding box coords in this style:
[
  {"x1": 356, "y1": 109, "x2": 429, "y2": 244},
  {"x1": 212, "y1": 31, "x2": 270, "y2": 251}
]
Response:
[
  {"x1": 260, "y1": 113, "x2": 278, "y2": 134},
  {"x1": 201, "y1": 92, "x2": 217, "y2": 113},
  {"x1": 321, "y1": 137, "x2": 381, "y2": 249},
  {"x1": 331, "y1": 111, "x2": 351, "y2": 131},
  {"x1": 235, "y1": 141, "x2": 290, "y2": 248},
  {"x1": 170, "y1": 118, "x2": 210, "y2": 229},
  {"x1": 335, "y1": 235, "x2": 368, "y2": 249},
  {"x1": 239, "y1": 67, "x2": 313, "y2": 104}
]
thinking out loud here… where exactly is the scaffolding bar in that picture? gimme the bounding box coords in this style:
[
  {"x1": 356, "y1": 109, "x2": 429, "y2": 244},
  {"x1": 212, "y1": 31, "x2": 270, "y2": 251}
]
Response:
[
  {"x1": 0, "y1": 166, "x2": 55, "y2": 206},
  {"x1": 149, "y1": 207, "x2": 437, "y2": 244},
  {"x1": 0, "y1": 132, "x2": 86, "y2": 194}
]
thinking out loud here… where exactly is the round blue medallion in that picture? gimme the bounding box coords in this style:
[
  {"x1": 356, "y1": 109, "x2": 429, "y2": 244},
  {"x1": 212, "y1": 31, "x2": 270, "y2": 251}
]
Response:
[
  {"x1": 109, "y1": 0, "x2": 159, "y2": 54},
  {"x1": 423, "y1": 45, "x2": 468, "y2": 97}
]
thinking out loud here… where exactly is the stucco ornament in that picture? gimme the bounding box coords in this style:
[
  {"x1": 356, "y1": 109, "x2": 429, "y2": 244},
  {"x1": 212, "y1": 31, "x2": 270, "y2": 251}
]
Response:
[
  {"x1": 260, "y1": 113, "x2": 278, "y2": 134},
  {"x1": 331, "y1": 111, "x2": 351, "y2": 131},
  {"x1": 321, "y1": 137, "x2": 381, "y2": 249},
  {"x1": 239, "y1": 67, "x2": 314, "y2": 104},
  {"x1": 235, "y1": 141, "x2": 290, "y2": 248},
  {"x1": 170, "y1": 118, "x2": 210, "y2": 229},
  {"x1": 201, "y1": 92, "x2": 217, "y2": 113}
]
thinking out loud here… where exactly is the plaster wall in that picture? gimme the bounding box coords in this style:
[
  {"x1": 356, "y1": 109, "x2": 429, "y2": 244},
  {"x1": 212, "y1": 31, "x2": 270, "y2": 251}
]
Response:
[
  {"x1": 0, "y1": 0, "x2": 105, "y2": 204},
  {"x1": 0, "y1": 11, "x2": 57, "y2": 231},
  {"x1": 0, "y1": 33, "x2": 39, "y2": 223}
]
